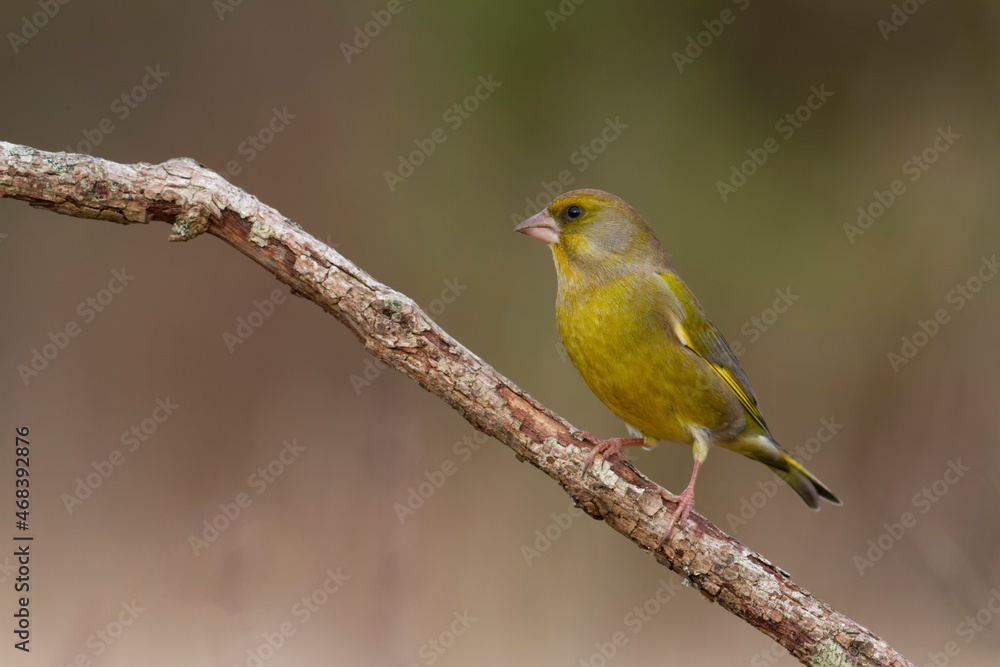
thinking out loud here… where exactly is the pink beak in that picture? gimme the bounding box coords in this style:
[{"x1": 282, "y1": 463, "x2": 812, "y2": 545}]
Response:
[{"x1": 514, "y1": 210, "x2": 560, "y2": 245}]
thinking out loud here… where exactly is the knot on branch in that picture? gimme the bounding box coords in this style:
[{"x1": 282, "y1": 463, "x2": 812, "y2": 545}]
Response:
[
  {"x1": 168, "y1": 205, "x2": 214, "y2": 241},
  {"x1": 160, "y1": 158, "x2": 225, "y2": 241}
]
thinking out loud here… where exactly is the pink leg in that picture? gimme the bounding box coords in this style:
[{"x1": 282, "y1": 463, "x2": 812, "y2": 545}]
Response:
[
  {"x1": 581, "y1": 438, "x2": 645, "y2": 476},
  {"x1": 657, "y1": 458, "x2": 702, "y2": 548}
]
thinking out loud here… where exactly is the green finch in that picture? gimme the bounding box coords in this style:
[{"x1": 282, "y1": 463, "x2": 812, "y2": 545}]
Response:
[{"x1": 514, "y1": 189, "x2": 840, "y2": 546}]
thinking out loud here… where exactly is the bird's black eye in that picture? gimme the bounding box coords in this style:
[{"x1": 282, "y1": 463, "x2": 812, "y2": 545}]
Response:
[{"x1": 566, "y1": 205, "x2": 583, "y2": 219}]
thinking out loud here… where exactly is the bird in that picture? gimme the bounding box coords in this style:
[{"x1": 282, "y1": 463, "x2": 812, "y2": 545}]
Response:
[{"x1": 514, "y1": 189, "x2": 840, "y2": 547}]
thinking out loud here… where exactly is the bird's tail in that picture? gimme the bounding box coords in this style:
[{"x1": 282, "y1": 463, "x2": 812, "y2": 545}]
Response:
[
  {"x1": 724, "y1": 435, "x2": 841, "y2": 509},
  {"x1": 767, "y1": 450, "x2": 841, "y2": 510}
]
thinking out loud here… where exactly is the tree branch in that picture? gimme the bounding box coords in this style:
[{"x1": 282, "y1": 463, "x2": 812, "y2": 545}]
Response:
[{"x1": 0, "y1": 141, "x2": 913, "y2": 666}]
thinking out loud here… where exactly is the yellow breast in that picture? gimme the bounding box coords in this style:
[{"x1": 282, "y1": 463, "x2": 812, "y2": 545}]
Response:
[{"x1": 555, "y1": 271, "x2": 742, "y2": 444}]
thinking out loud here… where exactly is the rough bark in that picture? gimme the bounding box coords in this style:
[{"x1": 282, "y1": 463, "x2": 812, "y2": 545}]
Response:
[{"x1": 0, "y1": 141, "x2": 914, "y2": 667}]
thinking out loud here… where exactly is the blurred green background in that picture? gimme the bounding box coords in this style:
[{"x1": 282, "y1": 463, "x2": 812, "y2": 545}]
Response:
[{"x1": 2, "y1": 0, "x2": 999, "y2": 665}]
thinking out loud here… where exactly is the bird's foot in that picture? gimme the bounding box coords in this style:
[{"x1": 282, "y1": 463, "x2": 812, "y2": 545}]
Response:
[
  {"x1": 581, "y1": 438, "x2": 644, "y2": 477},
  {"x1": 656, "y1": 484, "x2": 696, "y2": 549},
  {"x1": 570, "y1": 429, "x2": 593, "y2": 442}
]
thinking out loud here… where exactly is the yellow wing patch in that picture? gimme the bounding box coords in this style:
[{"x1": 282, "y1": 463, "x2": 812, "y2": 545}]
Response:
[
  {"x1": 711, "y1": 364, "x2": 767, "y2": 431},
  {"x1": 663, "y1": 274, "x2": 768, "y2": 432}
]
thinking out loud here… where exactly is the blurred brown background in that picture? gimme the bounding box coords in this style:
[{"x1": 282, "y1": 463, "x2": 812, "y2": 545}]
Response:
[{"x1": 2, "y1": 1, "x2": 1000, "y2": 665}]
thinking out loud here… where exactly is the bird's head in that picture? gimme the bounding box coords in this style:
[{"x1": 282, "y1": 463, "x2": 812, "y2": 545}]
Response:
[{"x1": 514, "y1": 189, "x2": 669, "y2": 277}]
